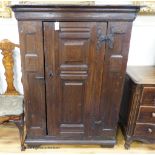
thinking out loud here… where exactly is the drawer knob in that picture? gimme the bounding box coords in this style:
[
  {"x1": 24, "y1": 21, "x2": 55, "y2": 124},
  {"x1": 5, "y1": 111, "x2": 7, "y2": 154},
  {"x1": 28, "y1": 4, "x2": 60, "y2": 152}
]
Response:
[
  {"x1": 148, "y1": 128, "x2": 153, "y2": 133},
  {"x1": 152, "y1": 112, "x2": 155, "y2": 117}
]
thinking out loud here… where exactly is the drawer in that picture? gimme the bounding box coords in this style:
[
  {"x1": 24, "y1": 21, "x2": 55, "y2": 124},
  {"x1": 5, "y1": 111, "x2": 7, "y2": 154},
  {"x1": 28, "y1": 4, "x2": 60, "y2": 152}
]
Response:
[
  {"x1": 137, "y1": 106, "x2": 155, "y2": 124},
  {"x1": 141, "y1": 87, "x2": 155, "y2": 106},
  {"x1": 134, "y1": 124, "x2": 155, "y2": 139}
]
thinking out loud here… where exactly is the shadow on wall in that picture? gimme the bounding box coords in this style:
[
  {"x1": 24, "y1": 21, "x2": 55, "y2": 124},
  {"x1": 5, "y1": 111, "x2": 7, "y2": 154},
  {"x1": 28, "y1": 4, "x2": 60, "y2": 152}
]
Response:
[
  {"x1": 128, "y1": 16, "x2": 155, "y2": 66},
  {"x1": 13, "y1": 47, "x2": 23, "y2": 95}
]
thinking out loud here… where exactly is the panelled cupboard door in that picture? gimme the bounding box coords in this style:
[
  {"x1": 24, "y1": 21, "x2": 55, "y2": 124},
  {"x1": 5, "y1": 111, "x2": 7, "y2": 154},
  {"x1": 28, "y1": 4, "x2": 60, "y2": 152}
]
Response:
[
  {"x1": 44, "y1": 22, "x2": 107, "y2": 139},
  {"x1": 18, "y1": 21, "x2": 46, "y2": 138}
]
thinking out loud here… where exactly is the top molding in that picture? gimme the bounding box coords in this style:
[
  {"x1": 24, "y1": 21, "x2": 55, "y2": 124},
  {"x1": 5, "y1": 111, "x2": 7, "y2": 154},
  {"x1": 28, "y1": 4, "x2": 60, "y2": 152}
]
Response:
[{"x1": 11, "y1": 4, "x2": 140, "y2": 21}]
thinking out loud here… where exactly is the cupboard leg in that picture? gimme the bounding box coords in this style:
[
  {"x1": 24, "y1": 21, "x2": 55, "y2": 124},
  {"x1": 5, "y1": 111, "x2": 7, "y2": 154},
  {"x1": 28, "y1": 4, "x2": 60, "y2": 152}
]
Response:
[
  {"x1": 124, "y1": 138, "x2": 132, "y2": 150},
  {"x1": 21, "y1": 145, "x2": 26, "y2": 151}
]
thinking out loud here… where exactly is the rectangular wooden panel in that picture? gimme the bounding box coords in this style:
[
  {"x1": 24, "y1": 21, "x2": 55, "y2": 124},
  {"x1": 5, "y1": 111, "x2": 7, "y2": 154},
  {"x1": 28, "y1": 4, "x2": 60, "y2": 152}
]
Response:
[
  {"x1": 61, "y1": 80, "x2": 84, "y2": 124},
  {"x1": 141, "y1": 87, "x2": 155, "y2": 106},
  {"x1": 137, "y1": 106, "x2": 155, "y2": 123},
  {"x1": 59, "y1": 23, "x2": 90, "y2": 67},
  {"x1": 134, "y1": 124, "x2": 155, "y2": 139},
  {"x1": 24, "y1": 31, "x2": 38, "y2": 72},
  {"x1": 61, "y1": 40, "x2": 87, "y2": 64},
  {"x1": 44, "y1": 22, "x2": 104, "y2": 138},
  {"x1": 26, "y1": 73, "x2": 46, "y2": 136},
  {"x1": 18, "y1": 21, "x2": 46, "y2": 138},
  {"x1": 25, "y1": 53, "x2": 38, "y2": 71},
  {"x1": 101, "y1": 22, "x2": 133, "y2": 133},
  {"x1": 110, "y1": 55, "x2": 123, "y2": 72}
]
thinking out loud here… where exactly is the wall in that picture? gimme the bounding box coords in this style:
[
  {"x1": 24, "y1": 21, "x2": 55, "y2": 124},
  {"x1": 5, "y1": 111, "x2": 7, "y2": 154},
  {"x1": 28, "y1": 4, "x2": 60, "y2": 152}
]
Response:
[
  {"x1": 0, "y1": 19, "x2": 22, "y2": 94},
  {"x1": 128, "y1": 15, "x2": 155, "y2": 66},
  {"x1": 0, "y1": 15, "x2": 155, "y2": 94}
]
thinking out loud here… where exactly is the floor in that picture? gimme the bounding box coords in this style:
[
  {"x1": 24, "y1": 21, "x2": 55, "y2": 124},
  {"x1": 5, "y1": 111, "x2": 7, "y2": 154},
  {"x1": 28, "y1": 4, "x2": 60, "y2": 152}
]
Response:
[{"x1": 0, "y1": 124, "x2": 155, "y2": 154}]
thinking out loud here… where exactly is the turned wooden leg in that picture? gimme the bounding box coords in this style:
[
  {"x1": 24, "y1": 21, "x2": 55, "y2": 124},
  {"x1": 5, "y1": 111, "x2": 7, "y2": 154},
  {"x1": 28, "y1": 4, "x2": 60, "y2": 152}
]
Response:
[{"x1": 13, "y1": 114, "x2": 25, "y2": 151}]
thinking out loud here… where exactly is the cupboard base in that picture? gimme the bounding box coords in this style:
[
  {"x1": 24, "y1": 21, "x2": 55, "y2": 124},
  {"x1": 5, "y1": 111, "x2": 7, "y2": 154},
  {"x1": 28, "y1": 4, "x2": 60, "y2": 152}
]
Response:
[{"x1": 25, "y1": 138, "x2": 116, "y2": 148}]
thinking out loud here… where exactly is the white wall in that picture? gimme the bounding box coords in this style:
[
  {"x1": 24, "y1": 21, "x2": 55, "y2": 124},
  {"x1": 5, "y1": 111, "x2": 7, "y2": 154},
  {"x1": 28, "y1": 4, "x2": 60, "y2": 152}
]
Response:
[
  {"x1": 128, "y1": 15, "x2": 155, "y2": 66},
  {"x1": 0, "y1": 15, "x2": 155, "y2": 94},
  {"x1": 0, "y1": 19, "x2": 23, "y2": 94}
]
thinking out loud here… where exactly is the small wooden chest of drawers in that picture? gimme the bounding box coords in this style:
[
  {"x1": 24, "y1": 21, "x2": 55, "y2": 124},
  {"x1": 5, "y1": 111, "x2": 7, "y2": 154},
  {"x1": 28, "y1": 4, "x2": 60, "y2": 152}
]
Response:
[{"x1": 119, "y1": 66, "x2": 155, "y2": 149}]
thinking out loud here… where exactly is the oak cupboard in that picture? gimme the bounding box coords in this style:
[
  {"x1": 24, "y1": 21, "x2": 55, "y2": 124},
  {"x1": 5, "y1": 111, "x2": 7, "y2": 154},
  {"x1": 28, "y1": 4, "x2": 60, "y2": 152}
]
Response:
[{"x1": 11, "y1": 4, "x2": 140, "y2": 149}]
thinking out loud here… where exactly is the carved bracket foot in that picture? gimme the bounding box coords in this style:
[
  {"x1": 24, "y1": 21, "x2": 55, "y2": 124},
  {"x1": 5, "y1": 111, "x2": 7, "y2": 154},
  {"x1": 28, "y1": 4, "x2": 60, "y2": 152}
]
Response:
[{"x1": 124, "y1": 137, "x2": 133, "y2": 150}]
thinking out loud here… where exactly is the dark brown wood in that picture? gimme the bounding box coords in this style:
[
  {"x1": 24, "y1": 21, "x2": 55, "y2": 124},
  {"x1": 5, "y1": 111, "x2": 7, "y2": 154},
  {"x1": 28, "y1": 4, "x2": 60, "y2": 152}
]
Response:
[
  {"x1": 137, "y1": 107, "x2": 155, "y2": 123},
  {"x1": 119, "y1": 66, "x2": 155, "y2": 149},
  {"x1": 44, "y1": 22, "x2": 99, "y2": 138},
  {"x1": 11, "y1": 4, "x2": 140, "y2": 21},
  {"x1": 11, "y1": 4, "x2": 140, "y2": 149},
  {"x1": 141, "y1": 87, "x2": 155, "y2": 105},
  {"x1": 18, "y1": 21, "x2": 46, "y2": 138},
  {"x1": 134, "y1": 124, "x2": 155, "y2": 138},
  {"x1": 102, "y1": 22, "x2": 133, "y2": 131}
]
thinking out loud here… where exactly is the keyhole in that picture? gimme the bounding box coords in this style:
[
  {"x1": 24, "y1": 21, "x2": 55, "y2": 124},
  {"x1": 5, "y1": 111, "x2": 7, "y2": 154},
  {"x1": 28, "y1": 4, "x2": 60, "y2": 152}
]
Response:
[{"x1": 49, "y1": 72, "x2": 53, "y2": 77}]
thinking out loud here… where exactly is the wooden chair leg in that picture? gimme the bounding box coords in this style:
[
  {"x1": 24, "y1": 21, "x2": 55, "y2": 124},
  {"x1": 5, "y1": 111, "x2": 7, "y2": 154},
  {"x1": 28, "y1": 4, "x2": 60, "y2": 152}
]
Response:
[{"x1": 13, "y1": 114, "x2": 25, "y2": 151}]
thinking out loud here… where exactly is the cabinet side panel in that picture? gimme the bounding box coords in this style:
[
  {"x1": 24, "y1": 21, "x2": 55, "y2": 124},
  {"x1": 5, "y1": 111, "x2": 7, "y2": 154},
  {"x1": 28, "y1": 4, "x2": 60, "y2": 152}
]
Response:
[
  {"x1": 119, "y1": 75, "x2": 133, "y2": 126},
  {"x1": 18, "y1": 21, "x2": 46, "y2": 137}
]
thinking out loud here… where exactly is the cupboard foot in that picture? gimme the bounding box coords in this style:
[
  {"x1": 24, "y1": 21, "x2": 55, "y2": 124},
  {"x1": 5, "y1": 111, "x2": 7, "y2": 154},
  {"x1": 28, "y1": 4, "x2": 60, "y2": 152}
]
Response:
[
  {"x1": 21, "y1": 145, "x2": 26, "y2": 151},
  {"x1": 100, "y1": 144, "x2": 114, "y2": 148},
  {"x1": 124, "y1": 138, "x2": 132, "y2": 150}
]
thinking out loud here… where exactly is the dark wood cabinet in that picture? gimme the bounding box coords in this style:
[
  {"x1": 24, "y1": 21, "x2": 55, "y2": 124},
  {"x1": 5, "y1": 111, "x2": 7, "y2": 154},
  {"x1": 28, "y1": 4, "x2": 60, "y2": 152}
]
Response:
[
  {"x1": 11, "y1": 4, "x2": 140, "y2": 148},
  {"x1": 120, "y1": 66, "x2": 155, "y2": 149}
]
